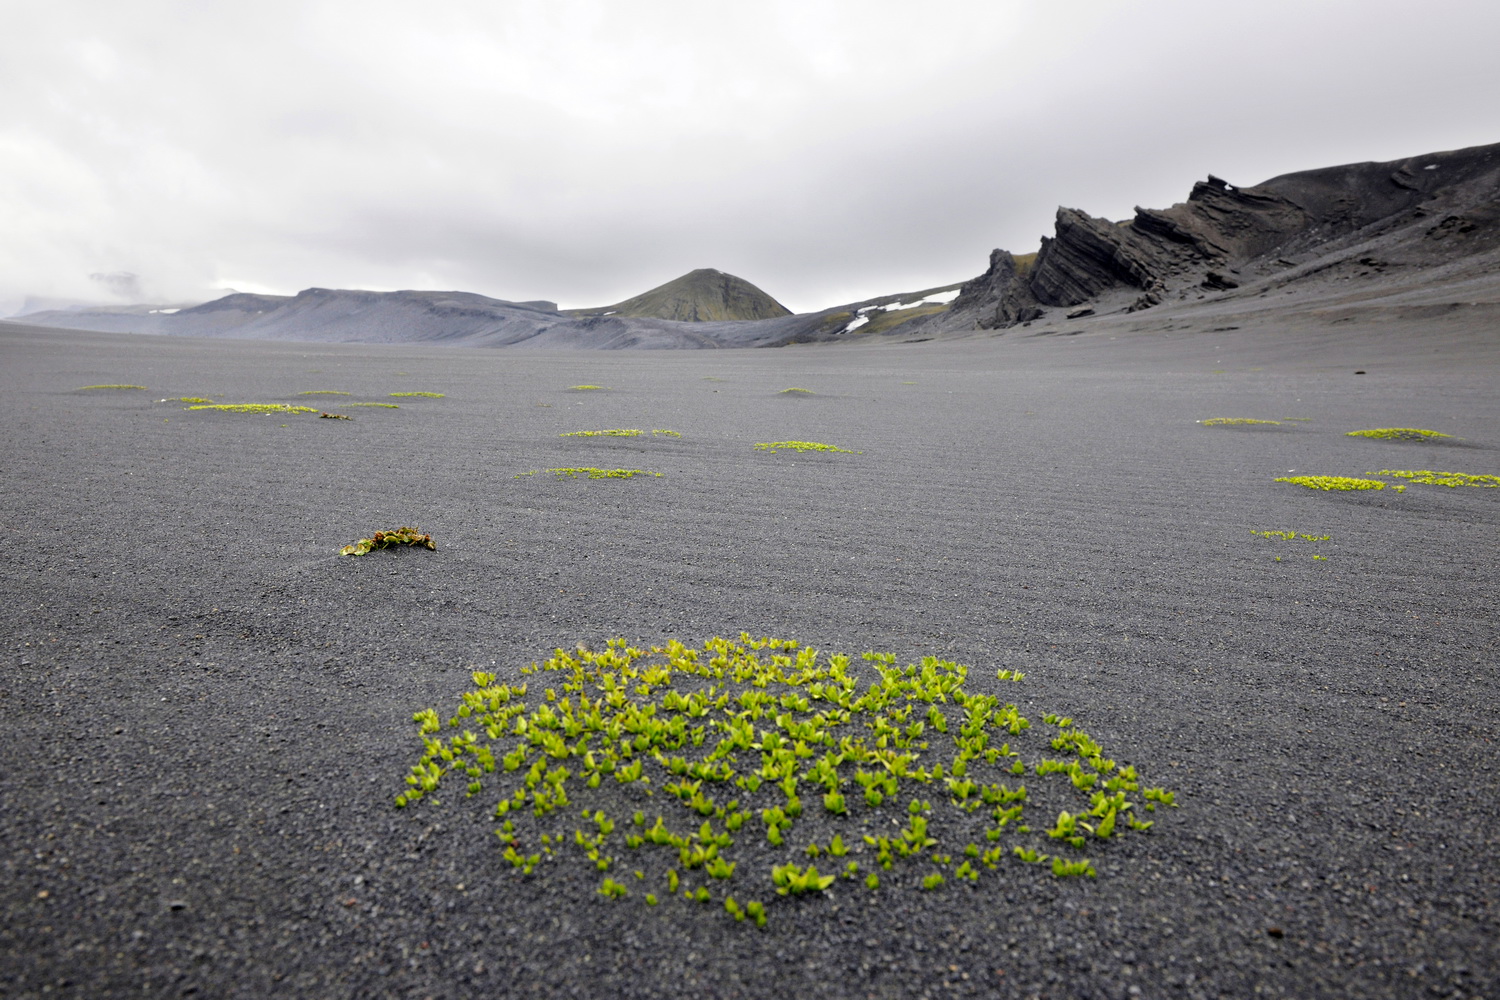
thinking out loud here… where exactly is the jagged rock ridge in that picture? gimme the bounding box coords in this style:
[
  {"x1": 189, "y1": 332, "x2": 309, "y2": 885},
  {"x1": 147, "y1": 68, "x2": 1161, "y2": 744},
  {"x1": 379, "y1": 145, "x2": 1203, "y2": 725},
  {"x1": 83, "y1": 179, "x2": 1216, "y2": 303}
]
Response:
[{"x1": 942, "y1": 141, "x2": 1500, "y2": 331}]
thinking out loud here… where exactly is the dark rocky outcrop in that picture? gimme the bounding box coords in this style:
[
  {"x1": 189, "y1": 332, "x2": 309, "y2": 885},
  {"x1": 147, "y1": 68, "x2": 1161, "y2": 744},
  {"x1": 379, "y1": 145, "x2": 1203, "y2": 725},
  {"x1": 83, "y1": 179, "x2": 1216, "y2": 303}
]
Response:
[{"x1": 938, "y1": 140, "x2": 1500, "y2": 331}]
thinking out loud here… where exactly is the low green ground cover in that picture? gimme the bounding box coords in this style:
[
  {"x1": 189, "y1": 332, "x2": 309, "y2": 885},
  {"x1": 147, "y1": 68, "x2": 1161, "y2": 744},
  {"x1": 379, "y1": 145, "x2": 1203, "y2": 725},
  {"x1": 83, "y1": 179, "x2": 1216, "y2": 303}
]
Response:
[{"x1": 395, "y1": 636, "x2": 1176, "y2": 926}]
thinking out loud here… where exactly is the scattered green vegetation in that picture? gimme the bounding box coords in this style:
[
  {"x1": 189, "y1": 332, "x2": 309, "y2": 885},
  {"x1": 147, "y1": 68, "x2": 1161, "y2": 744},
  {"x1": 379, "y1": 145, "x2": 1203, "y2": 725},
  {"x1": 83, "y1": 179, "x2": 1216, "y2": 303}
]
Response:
[
  {"x1": 1250, "y1": 529, "x2": 1331, "y2": 542},
  {"x1": 1376, "y1": 469, "x2": 1499, "y2": 488},
  {"x1": 753, "y1": 441, "x2": 860, "y2": 454},
  {"x1": 77, "y1": 384, "x2": 147, "y2": 391},
  {"x1": 391, "y1": 391, "x2": 445, "y2": 398},
  {"x1": 519, "y1": 467, "x2": 664, "y2": 480},
  {"x1": 340, "y1": 526, "x2": 435, "y2": 557},
  {"x1": 563, "y1": 429, "x2": 644, "y2": 438},
  {"x1": 176, "y1": 397, "x2": 213, "y2": 404},
  {"x1": 1347, "y1": 428, "x2": 1451, "y2": 441},
  {"x1": 395, "y1": 636, "x2": 1175, "y2": 927},
  {"x1": 320, "y1": 412, "x2": 352, "y2": 421},
  {"x1": 1274, "y1": 476, "x2": 1389, "y2": 492},
  {"x1": 568, "y1": 385, "x2": 607, "y2": 391},
  {"x1": 187, "y1": 403, "x2": 320, "y2": 415},
  {"x1": 1199, "y1": 418, "x2": 1281, "y2": 426},
  {"x1": 300, "y1": 390, "x2": 351, "y2": 396},
  {"x1": 348, "y1": 402, "x2": 400, "y2": 408},
  {"x1": 778, "y1": 388, "x2": 815, "y2": 395}
]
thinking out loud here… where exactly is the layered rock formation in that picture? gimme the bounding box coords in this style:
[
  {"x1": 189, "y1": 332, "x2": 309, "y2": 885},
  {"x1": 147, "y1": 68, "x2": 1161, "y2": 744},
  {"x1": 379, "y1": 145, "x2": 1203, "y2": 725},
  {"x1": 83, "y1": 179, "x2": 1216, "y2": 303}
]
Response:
[{"x1": 941, "y1": 141, "x2": 1500, "y2": 330}]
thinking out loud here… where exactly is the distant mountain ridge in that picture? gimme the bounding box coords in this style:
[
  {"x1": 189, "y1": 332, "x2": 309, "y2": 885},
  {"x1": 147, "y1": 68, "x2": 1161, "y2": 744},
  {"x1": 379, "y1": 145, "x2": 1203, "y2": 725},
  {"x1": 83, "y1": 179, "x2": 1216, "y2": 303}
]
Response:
[{"x1": 12, "y1": 140, "x2": 1500, "y2": 348}]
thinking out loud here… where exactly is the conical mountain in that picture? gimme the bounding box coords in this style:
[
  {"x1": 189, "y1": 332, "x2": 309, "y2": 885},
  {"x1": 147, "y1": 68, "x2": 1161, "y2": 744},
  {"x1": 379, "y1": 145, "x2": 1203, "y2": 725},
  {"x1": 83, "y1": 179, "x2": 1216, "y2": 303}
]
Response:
[{"x1": 590, "y1": 268, "x2": 792, "y2": 322}]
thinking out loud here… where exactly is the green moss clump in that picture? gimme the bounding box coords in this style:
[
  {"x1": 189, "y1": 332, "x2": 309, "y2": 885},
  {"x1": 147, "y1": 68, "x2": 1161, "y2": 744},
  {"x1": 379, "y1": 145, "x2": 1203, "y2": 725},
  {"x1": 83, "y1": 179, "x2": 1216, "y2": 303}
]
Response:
[
  {"x1": 391, "y1": 391, "x2": 445, "y2": 398},
  {"x1": 348, "y1": 402, "x2": 400, "y2": 408},
  {"x1": 653, "y1": 429, "x2": 682, "y2": 437},
  {"x1": 546, "y1": 467, "x2": 662, "y2": 479},
  {"x1": 77, "y1": 384, "x2": 146, "y2": 391},
  {"x1": 187, "y1": 403, "x2": 320, "y2": 415},
  {"x1": 754, "y1": 441, "x2": 860, "y2": 454},
  {"x1": 568, "y1": 385, "x2": 607, "y2": 391},
  {"x1": 300, "y1": 390, "x2": 351, "y2": 396},
  {"x1": 778, "y1": 387, "x2": 815, "y2": 395},
  {"x1": 1274, "y1": 476, "x2": 1387, "y2": 491},
  {"x1": 1250, "y1": 529, "x2": 1331, "y2": 541},
  {"x1": 340, "y1": 526, "x2": 435, "y2": 556},
  {"x1": 562, "y1": 429, "x2": 643, "y2": 438},
  {"x1": 177, "y1": 397, "x2": 213, "y2": 404},
  {"x1": 395, "y1": 637, "x2": 1172, "y2": 924},
  {"x1": 1347, "y1": 428, "x2": 1452, "y2": 440},
  {"x1": 1199, "y1": 418, "x2": 1281, "y2": 426},
  {"x1": 1376, "y1": 469, "x2": 1499, "y2": 488}
]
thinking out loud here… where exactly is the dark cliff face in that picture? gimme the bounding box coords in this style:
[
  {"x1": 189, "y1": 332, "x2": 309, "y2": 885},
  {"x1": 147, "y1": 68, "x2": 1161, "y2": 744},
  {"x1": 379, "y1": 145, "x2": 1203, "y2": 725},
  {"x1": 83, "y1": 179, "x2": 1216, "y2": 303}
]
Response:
[{"x1": 943, "y1": 141, "x2": 1500, "y2": 329}]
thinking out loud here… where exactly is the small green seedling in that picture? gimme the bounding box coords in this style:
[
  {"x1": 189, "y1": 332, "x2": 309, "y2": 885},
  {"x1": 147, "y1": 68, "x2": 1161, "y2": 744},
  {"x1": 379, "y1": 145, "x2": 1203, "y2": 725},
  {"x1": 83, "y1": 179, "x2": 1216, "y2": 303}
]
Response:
[{"x1": 340, "y1": 526, "x2": 435, "y2": 556}]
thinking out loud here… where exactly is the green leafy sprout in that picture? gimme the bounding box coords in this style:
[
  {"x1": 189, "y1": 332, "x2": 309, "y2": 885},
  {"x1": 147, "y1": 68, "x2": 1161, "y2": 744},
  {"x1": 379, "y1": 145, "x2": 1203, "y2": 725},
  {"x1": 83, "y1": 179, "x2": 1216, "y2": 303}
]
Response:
[
  {"x1": 1347, "y1": 428, "x2": 1452, "y2": 440},
  {"x1": 339, "y1": 526, "x2": 436, "y2": 557},
  {"x1": 395, "y1": 636, "x2": 1175, "y2": 927},
  {"x1": 753, "y1": 441, "x2": 860, "y2": 454}
]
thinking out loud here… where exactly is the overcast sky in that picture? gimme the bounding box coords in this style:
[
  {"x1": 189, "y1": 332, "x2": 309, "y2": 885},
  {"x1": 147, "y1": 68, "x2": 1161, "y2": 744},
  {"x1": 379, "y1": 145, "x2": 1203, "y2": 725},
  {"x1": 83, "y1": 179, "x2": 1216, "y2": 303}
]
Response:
[{"x1": 4, "y1": 0, "x2": 1498, "y2": 316}]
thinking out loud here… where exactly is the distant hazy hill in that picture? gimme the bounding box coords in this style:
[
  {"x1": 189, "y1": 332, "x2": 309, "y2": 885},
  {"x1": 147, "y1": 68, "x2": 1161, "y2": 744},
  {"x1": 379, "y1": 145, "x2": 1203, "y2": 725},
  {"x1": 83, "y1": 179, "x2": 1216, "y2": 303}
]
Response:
[{"x1": 577, "y1": 268, "x2": 792, "y2": 322}]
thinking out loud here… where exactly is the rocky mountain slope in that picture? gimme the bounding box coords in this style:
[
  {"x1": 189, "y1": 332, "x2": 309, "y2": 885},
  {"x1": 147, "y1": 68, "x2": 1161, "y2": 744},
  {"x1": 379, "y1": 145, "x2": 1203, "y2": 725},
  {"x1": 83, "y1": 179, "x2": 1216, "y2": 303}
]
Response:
[
  {"x1": 570, "y1": 268, "x2": 792, "y2": 322},
  {"x1": 14, "y1": 141, "x2": 1499, "y2": 349},
  {"x1": 928, "y1": 141, "x2": 1500, "y2": 334}
]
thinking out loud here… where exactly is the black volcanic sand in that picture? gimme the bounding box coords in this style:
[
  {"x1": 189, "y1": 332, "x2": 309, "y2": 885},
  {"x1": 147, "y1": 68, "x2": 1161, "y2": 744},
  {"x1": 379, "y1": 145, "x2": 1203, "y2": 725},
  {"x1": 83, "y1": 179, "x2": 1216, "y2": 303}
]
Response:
[{"x1": 2, "y1": 322, "x2": 1497, "y2": 1000}]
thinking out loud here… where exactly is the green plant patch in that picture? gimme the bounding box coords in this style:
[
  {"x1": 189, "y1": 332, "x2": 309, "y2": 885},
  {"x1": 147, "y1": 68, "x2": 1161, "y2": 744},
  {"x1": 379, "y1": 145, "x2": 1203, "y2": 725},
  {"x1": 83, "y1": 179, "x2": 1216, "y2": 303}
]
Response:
[
  {"x1": 754, "y1": 441, "x2": 859, "y2": 454},
  {"x1": 1347, "y1": 428, "x2": 1451, "y2": 441},
  {"x1": 1274, "y1": 476, "x2": 1390, "y2": 492},
  {"x1": 394, "y1": 636, "x2": 1176, "y2": 926},
  {"x1": 391, "y1": 391, "x2": 445, "y2": 398},
  {"x1": 1375, "y1": 469, "x2": 1500, "y2": 488},
  {"x1": 568, "y1": 385, "x2": 607, "y2": 391},
  {"x1": 1199, "y1": 418, "x2": 1281, "y2": 426},
  {"x1": 187, "y1": 403, "x2": 320, "y2": 415},
  {"x1": 176, "y1": 397, "x2": 213, "y2": 404},
  {"x1": 77, "y1": 384, "x2": 146, "y2": 391},
  {"x1": 778, "y1": 387, "x2": 815, "y2": 395},
  {"x1": 300, "y1": 390, "x2": 351, "y2": 396},
  {"x1": 1250, "y1": 529, "x2": 1331, "y2": 541},
  {"x1": 538, "y1": 467, "x2": 662, "y2": 480},
  {"x1": 348, "y1": 402, "x2": 400, "y2": 408},
  {"x1": 340, "y1": 526, "x2": 435, "y2": 556},
  {"x1": 562, "y1": 429, "x2": 642, "y2": 438}
]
